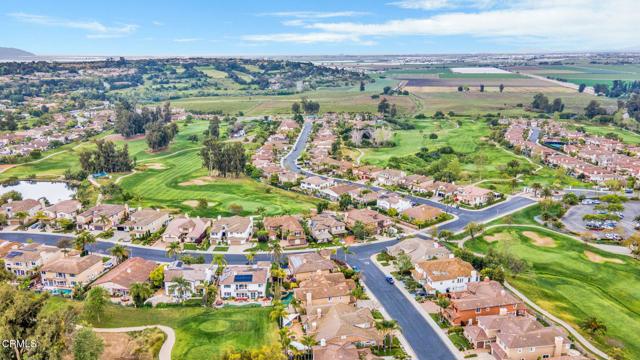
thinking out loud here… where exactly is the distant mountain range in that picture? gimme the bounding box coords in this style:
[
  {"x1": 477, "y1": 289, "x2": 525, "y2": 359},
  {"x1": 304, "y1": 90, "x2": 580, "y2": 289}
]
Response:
[{"x1": 0, "y1": 47, "x2": 35, "y2": 58}]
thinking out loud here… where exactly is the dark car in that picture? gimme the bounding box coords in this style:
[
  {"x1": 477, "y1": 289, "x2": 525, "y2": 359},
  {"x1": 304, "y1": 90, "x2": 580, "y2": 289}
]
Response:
[{"x1": 385, "y1": 276, "x2": 395, "y2": 284}]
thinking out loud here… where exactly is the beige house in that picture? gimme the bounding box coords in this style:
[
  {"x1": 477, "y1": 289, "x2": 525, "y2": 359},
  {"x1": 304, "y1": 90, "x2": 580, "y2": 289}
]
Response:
[
  {"x1": 303, "y1": 303, "x2": 382, "y2": 347},
  {"x1": 43, "y1": 199, "x2": 82, "y2": 220},
  {"x1": 345, "y1": 208, "x2": 393, "y2": 235},
  {"x1": 308, "y1": 213, "x2": 346, "y2": 243},
  {"x1": 294, "y1": 272, "x2": 355, "y2": 313},
  {"x1": 412, "y1": 257, "x2": 479, "y2": 294},
  {"x1": 401, "y1": 204, "x2": 444, "y2": 224},
  {"x1": 162, "y1": 216, "x2": 211, "y2": 244},
  {"x1": 386, "y1": 237, "x2": 452, "y2": 264},
  {"x1": 118, "y1": 209, "x2": 171, "y2": 238},
  {"x1": 263, "y1": 215, "x2": 306, "y2": 247},
  {"x1": 1, "y1": 199, "x2": 43, "y2": 225},
  {"x1": 40, "y1": 255, "x2": 104, "y2": 293},
  {"x1": 92, "y1": 257, "x2": 157, "y2": 296},
  {"x1": 76, "y1": 204, "x2": 128, "y2": 231},
  {"x1": 288, "y1": 252, "x2": 338, "y2": 281},
  {"x1": 210, "y1": 216, "x2": 253, "y2": 245},
  {"x1": 3, "y1": 243, "x2": 65, "y2": 277}
]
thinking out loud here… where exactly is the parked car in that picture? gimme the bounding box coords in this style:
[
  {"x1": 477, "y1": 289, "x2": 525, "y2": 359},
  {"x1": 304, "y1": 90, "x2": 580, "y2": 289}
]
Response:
[{"x1": 385, "y1": 276, "x2": 395, "y2": 284}]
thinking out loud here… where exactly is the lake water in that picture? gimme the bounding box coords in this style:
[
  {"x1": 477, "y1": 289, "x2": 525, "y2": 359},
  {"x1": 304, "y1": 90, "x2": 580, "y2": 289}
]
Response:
[{"x1": 0, "y1": 181, "x2": 76, "y2": 203}]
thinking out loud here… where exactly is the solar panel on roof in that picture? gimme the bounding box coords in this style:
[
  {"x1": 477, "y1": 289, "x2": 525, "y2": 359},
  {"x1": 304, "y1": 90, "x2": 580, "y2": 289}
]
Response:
[
  {"x1": 234, "y1": 274, "x2": 253, "y2": 282},
  {"x1": 6, "y1": 251, "x2": 22, "y2": 258}
]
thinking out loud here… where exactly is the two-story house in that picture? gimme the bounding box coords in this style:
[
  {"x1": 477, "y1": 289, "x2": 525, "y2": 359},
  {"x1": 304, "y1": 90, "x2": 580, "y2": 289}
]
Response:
[
  {"x1": 308, "y1": 213, "x2": 347, "y2": 242},
  {"x1": 3, "y1": 243, "x2": 65, "y2": 277},
  {"x1": 301, "y1": 176, "x2": 335, "y2": 192},
  {"x1": 288, "y1": 252, "x2": 338, "y2": 281},
  {"x1": 118, "y1": 208, "x2": 171, "y2": 238},
  {"x1": 162, "y1": 216, "x2": 211, "y2": 244},
  {"x1": 411, "y1": 257, "x2": 478, "y2": 294},
  {"x1": 163, "y1": 261, "x2": 215, "y2": 299},
  {"x1": 40, "y1": 255, "x2": 104, "y2": 294},
  {"x1": 1, "y1": 199, "x2": 43, "y2": 225},
  {"x1": 209, "y1": 216, "x2": 253, "y2": 245},
  {"x1": 218, "y1": 264, "x2": 269, "y2": 301},
  {"x1": 263, "y1": 215, "x2": 306, "y2": 247},
  {"x1": 43, "y1": 199, "x2": 82, "y2": 220},
  {"x1": 376, "y1": 194, "x2": 412, "y2": 213},
  {"x1": 76, "y1": 204, "x2": 128, "y2": 231}
]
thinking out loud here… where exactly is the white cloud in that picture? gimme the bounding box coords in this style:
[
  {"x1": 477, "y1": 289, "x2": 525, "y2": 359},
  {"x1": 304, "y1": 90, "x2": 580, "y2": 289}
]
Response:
[
  {"x1": 259, "y1": 11, "x2": 368, "y2": 19},
  {"x1": 152, "y1": 20, "x2": 164, "y2": 26},
  {"x1": 388, "y1": 0, "x2": 497, "y2": 10},
  {"x1": 173, "y1": 38, "x2": 201, "y2": 43},
  {"x1": 8, "y1": 12, "x2": 138, "y2": 38},
  {"x1": 242, "y1": 32, "x2": 362, "y2": 44}
]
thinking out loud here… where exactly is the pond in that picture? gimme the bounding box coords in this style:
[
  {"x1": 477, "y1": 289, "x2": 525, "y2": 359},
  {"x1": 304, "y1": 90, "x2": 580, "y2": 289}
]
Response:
[{"x1": 0, "y1": 181, "x2": 76, "y2": 204}]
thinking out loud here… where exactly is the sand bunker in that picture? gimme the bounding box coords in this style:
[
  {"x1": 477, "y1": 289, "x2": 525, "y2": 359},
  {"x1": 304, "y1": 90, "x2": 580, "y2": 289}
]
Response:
[
  {"x1": 142, "y1": 162, "x2": 166, "y2": 170},
  {"x1": 522, "y1": 231, "x2": 556, "y2": 247},
  {"x1": 179, "y1": 176, "x2": 218, "y2": 186},
  {"x1": 485, "y1": 232, "x2": 513, "y2": 243},
  {"x1": 584, "y1": 251, "x2": 624, "y2": 264},
  {"x1": 182, "y1": 200, "x2": 217, "y2": 208}
]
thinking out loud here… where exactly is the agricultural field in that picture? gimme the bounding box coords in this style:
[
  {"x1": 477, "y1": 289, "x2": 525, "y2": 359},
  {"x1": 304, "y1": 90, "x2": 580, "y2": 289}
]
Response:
[
  {"x1": 514, "y1": 64, "x2": 640, "y2": 87},
  {"x1": 464, "y1": 225, "x2": 640, "y2": 359},
  {"x1": 93, "y1": 304, "x2": 278, "y2": 360}
]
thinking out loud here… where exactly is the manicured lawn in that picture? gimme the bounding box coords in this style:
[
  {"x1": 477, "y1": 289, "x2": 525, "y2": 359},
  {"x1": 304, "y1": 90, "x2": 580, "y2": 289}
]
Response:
[
  {"x1": 117, "y1": 148, "x2": 319, "y2": 216},
  {"x1": 465, "y1": 226, "x2": 640, "y2": 359},
  {"x1": 93, "y1": 305, "x2": 278, "y2": 360}
]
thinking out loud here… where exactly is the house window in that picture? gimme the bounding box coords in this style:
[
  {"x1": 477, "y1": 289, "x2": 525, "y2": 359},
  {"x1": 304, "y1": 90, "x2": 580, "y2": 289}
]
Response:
[
  {"x1": 542, "y1": 355, "x2": 550, "y2": 359},
  {"x1": 517, "y1": 348, "x2": 523, "y2": 353},
  {"x1": 529, "y1": 347, "x2": 535, "y2": 352},
  {"x1": 475, "y1": 308, "x2": 481, "y2": 313}
]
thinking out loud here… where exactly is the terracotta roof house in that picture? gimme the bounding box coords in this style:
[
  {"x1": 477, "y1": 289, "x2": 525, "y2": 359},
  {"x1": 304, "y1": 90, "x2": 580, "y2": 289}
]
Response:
[
  {"x1": 312, "y1": 343, "x2": 378, "y2": 360},
  {"x1": 43, "y1": 199, "x2": 82, "y2": 220},
  {"x1": 163, "y1": 261, "x2": 215, "y2": 299},
  {"x1": 487, "y1": 317, "x2": 571, "y2": 360},
  {"x1": 0, "y1": 240, "x2": 20, "y2": 258},
  {"x1": 344, "y1": 208, "x2": 393, "y2": 235},
  {"x1": 288, "y1": 252, "x2": 338, "y2": 281},
  {"x1": 118, "y1": 209, "x2": 171, "y2": 238},
  {"x1": 162, "y1": 216, "x2": 211, "y2": 244},
  {"x1": 3, "y1": 243, "x2": 65, "y2": 277},
  {"x1": 210, "y1": 216, "x2": 253, "y2": 245},
  {"x1": 301, "y1": 176, "x2": 336, "y2": 192},
  {"x1": 374, "y1": 169, "x2": 406, "y2": 186},
  {"x1": 40, "y1": 255, "x2": 104, "y2": 293},
  {"x1": 218, "y1": 264, "x2": 269, "y2": 301},
  {"x1": 92, "y1": 257, "x2": 157, "y2": 296},
  {"x1": 294, "y1": 272, "x2": 356, "y2": 313},
  {"x1": 263, "y1": 215, "x2": 306, "y2": 247},
  {"x1": 304, "y1": 303, "x2": 382, "y2": 347},
  {"x1": 401, "y1": 204, "x2": 444, "y2": 224},
  {"x1": 76, "y1": 204, "x2": 128, "y2": 231},
  {"x1": 308, "y1": 213, "x2": 347, "y2": 242},
  {"x1": 1, "y1": 199, "x2": 43, "y2": 225},
  {"x1": 412, "y1": 257, "x2": 479, "y2": 294},
  {"x1": 376, "y1": 194, "x2": 412, "y2": 212},
  {"x1": 322, "y1": 184, "x2": 361, "y2": 201},
  {"x1": 445, "y1": 279, "x2": 526, "y2": 326},
  {"x1": 464, "y1": 315, "x2": 540, "y2": 349},
  {"x1": 386, "y1": 237, "x2": 452, "y2": 263},
  {"x1": 456, "y1": 186, "x2": 495, "y2": 207}
]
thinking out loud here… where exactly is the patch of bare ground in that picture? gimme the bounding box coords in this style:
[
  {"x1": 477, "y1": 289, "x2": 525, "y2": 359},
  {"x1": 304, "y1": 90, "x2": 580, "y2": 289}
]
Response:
[
  {"x1": 584, "y1": 250, "x2": 624, "y2": 264},
  {"x1": 182, "y1": 200, "x2": 217, "y2": 208},
  {"x1": 178, "y1": 176, "x2": 219, "y2": 186},
  {"x1": 485, "y1": 232, "x2": 513, "y2": 243},
  {"x1": 141, "y1": 162, "x2": 166, "y2": 170},
  {"x1": 103, "y1": 133, "x2": 145, "y2": 142},
  {"x1": 522, "y1": 231, "x2": 556, "y2": 247}
]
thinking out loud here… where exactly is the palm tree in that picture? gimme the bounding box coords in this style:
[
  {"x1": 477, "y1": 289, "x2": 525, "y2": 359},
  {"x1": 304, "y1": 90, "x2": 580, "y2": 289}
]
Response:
[
  {"x1": 531, "y1": 182, "x2": 542, "y2": 197},
  {"x1": 300, "y1": 334, "x2": 317, "y2": 359},
  {"x1": 169, "y1": 276, "x2": 191, "y2": 301},
  {"x1": 213, "y1": 253, "x2": 227, "y2": 278},
  {"x1": 129, "y1": 282, "x2": 153, "y2": 307},
  {"x1": 435, "y1": 296, "x2": 451, "y2": 323},
  {"x1": 269, "y1": 239, "x2": 283, "y2": 264},
  {"x1": 203, "y1": 283, "x2": 218, "y2": 307},
  {"x1": 270, "y1": 301, "x2": 287, "y2": 328},
  {"x1": 14, "y1": 211, "x2": 28, "y2": 224},
  {"x1": 464, "y1": 222, "x2": 484, "y2": 241},
  {"x1": 98, "y1": 214, "x2": 111, "y2": 228},
  {"x1": 278, "y1": 326, "x2": 292, "y2": 356},
  {"x1": 375, "y1": 319, "x2": 399, "y2": 351},
  {"x1": 109, "y1": 244, "x2": 130, "y2": 264},
  {"x1": 74, "y1": 231, "x2": 96, "y2": 255},
  {"x1": 340, "y1": 244, "x2": 352, "y2": 262},
  {"x1": 245, "y1": 250, "x2": 256, "y2": 265},
  {"x1": 541, "y1": 187, "x2": 553, "y2": 199},
  {"x1": 166, "y1": 241, "x2": 181, "y2": 260},
  {"x1": 580, "y1": 316, "x2": 607, "y2": 335}
]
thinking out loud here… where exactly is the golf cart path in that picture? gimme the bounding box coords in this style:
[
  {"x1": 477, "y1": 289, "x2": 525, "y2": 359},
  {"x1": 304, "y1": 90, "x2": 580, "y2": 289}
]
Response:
[{"x1": 93, "y1": 325, "x2": 175, "y2": 360}]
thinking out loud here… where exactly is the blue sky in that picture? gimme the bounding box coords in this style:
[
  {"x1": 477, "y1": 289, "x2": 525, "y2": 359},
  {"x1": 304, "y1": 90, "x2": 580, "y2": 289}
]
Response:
[{"x1": 1, "y1": 0, "x2": 638, "y2": 56}]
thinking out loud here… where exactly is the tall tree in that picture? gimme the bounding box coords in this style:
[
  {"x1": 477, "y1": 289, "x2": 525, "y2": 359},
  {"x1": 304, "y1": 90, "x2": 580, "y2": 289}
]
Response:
[
  {"x1": 72, "y1": 328, "x2": 104, "y2": 360},
  {"x1": 84, "y1": 287, "x2": 109, "y2": 322}
]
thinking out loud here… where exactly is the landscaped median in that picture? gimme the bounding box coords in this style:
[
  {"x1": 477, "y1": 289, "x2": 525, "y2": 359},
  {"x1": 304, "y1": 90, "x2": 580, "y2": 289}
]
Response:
[
  {"x1": 464, "y1": 224, "x2": 640, "y2": 359},
  {"x1": 369, "y1": 254, "x2": 465, "y2": 359}
]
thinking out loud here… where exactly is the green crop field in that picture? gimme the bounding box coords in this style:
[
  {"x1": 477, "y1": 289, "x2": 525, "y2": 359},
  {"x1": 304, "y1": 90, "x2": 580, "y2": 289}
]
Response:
[
  {"x1": 93, "y1": 305, "x2": 278, "y2": 360},
  {"x1": 117, "y1": 148, "x2": 318, "y2": 216},
  {"x1": 523, "y1": 64, "x2": 640, "y2": 87},
  {"x1": 465, "y1": 226, "x2": 640, "y2": 359}
]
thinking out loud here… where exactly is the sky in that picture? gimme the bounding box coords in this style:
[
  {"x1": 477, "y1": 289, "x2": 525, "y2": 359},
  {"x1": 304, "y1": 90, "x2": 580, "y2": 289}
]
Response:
[{"x1": 1, "y1": 0, "x2": 639, "y2": 56}]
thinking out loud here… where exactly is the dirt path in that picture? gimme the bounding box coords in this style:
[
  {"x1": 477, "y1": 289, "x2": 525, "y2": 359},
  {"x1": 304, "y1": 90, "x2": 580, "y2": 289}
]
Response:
[{"x1": 93, "y1": 325, "x2": 175, "y2": 360}]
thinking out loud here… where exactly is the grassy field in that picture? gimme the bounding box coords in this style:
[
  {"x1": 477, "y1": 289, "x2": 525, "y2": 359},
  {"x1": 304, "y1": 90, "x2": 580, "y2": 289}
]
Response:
[
  {"x1": 564, "y1": 122, "x2": 640, "y2": 145},
  {"x1": 93, "y1": 304, "x2": 278, "y2": 360},
  {"x1": 465, "y1": 226, "x2": 640, "y2": 359},
  {"x1": 519, "y1": 64, "x2": 640, "y2": 87},
  {"x1": 117, "y1": 148, "x2": 318, "y2": 216}
]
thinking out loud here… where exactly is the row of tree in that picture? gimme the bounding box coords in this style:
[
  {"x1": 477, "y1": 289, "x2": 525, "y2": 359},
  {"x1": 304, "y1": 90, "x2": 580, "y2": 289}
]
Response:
[
  {"x1": 145, "y1": 121, "x2": 178, "y2": 151},
  {"x1": 79, "y1": 140, "x2": 133, "y2": 173},
  {"x1": 291, "y1": 98, "x2": 320, "y2": 114},
  {"x1": 114, "y1": 100, "x2": 171, "y2": 138},
  {"x1": 530, "y1": 93, "x2": 565, "y2": 113},
  {"x1": 200, "y1": 138, "x2": 247, "y2": 177}
]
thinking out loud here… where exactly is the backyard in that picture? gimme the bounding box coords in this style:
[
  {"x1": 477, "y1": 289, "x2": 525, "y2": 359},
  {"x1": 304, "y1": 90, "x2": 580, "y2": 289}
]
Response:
[{"x1": 464, "y1": 225, "x2": 640, "y2": 359}]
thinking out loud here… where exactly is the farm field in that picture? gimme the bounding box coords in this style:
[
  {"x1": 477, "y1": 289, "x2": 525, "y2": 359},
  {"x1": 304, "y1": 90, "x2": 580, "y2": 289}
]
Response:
[
  {"x1": 464, "y1": 225, "x2": 640, "y2": 359},
  {"x1": 116, "y1": 148, "x2": 319, "y2": 217},
  {"x1": 93, "y1": 304, "x2": 278, "y2": 360},
  {"x1": 514, "y1": 64, "x2": 640, "y2": 87}
]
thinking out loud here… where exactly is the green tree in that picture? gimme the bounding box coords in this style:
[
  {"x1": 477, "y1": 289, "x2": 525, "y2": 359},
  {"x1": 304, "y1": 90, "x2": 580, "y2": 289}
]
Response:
[
  {"x1": 84, "y1": 287, "x2": 109, "y2": 322},
  {"x1": 580, "y1": 316, "x2": 607, "y2": 335},
  {"x1": 130, "y1": 282, "x2": 153, "y2": 307},
  {"x1": 166, "y1": 241, "x2": 182, "y2": 260},
  {"x1": 149, "y1": 264, "x2": 165, "y2": 288},
  {"x1": 338, "y1": 193, "x2": 352, "y2": 211},
  {"x1": 108, "y1": 244, "x2": 129, "y2": 264},
  {"x1": 73, "y1": 327, "x2": 104, "y2": 360},
  {"x1": 396, "y1": 253, "x2": 413, "y2": 274},
  {"x1": 270, "y1": 301, "x2": 287, "y2": 328},
  {"x1": 375, "y1": 319, "x2": 399, "y2": 351},
  {"x1": 464, "y1": 222, "x2": 484, "y2": 241},
  {"x1": 435, "y1": 296, "x2": 451, "y2": 322},
  {"x1": 169, "y1": 276, "x2": 192, "y2": 300},
  {"x1": 74, "y1": 231, "x2": 96, "y2": 255}
]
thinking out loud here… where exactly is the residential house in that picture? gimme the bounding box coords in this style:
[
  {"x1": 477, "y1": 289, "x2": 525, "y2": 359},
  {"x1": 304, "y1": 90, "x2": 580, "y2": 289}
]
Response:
[
  {"x1": 218, "y1": 264, "x2": 269, "y2": 301},
  {"x1": 263, "y1": 215, "x2": 306, "y2": 247},
  {"x1": 376, "y1": 194, "x2": 412, "y2": 213},
  {"x1": 3, "y1": 243, "x2": 65, "y2": 277},
  {"x1": 344, "y1": 208, "x2": 393, "y2": 235},
  {"x1": 162, "y1": 216, "x2": 211, "y2": 244},
  {"x1": 301, "y1": 176, "x2": 335, "y2": 192},
  {"x1": 308, "y1": 213, "x2": 347, "y2": 242},
  {"x1": 445, "y1": 279, "x2": 526, "y2": 326},
  {"x1": 118, "y1": 209, "x2": 171, "y2": 238},
  {"x1": 92, "y1": 257, "x2": 157, "y2": 296},
  {"x1": 312, "y1": 343, "x2": 377, "y2": 360},
  {"x1": 464, "y1": 315, "x2": 539, "y2": 349},
  {"x1": 40, "y1": 255, "x2": 104, "y2": 293},
  {"x1": 456, "y1": 186, "x2": 495, "y2": 207},
  {"x1": 76, "y1": 204, "x2": 128, "y2": 231},
  {"x1": 321, "y1": 184, "x2": 361, "y2": 202},
  {"x1": 401, "y1": 204, "x2": 444, "y2": 224},
  {"x1": 411, "y1": 257, "x2": 479, "y2": 294},
  {"x1": 374, "y1": 169, "x2": 406, "y2": 186},
  {"x1": 484, "y1": 317, "x2": 571, "y2": 360},
  {"x1": 386, "y1": 237, "x2": 452, "y2": 264},
  {"x1": 294, "y1": 272, "x2": 356, "y2": 312},
  {"x1": 0, "y1": 240, "x2": 20, "y2": 258},
  {"x1": 303, "y1": 303, "x2": 382, "y2": 347},
  {"x1": 1, "y1": 199, "x2": 43, "y2": 225},
  {"x1": 43, "y1": 199, "x2": 82, "y2": 220},
  {"x1": 288, "y1": 252, "x2": 338, "y2": 281},
  {"x1": 209, "y1": 216, "x2": 253, "y2": 245},
  {"x1": 163, "y1": 261, "x2": 215, "y2": 299}
]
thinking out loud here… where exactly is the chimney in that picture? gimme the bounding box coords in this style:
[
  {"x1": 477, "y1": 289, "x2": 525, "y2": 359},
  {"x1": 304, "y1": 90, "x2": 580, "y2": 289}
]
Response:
[
  {"x1": 306, "y1": 291, "x2": 313, "y2": 306},
  {"x1": 319, "y1": 338, "x2": 326, "y2": 347},
  {"x1": 553, "y1": 336, "x2": 564, "y2": 357},
  {"x1": 317, "y1": 307, "x2": 322, "y2": 319},
  {"x1": 500, "y1": 289, "x2": 506, "y2": 297}
]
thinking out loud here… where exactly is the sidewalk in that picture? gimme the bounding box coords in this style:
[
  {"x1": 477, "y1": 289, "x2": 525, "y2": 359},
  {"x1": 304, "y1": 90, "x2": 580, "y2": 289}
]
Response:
[{"x1": 93, "y1": 325, "x2": 175, "y2": 360}]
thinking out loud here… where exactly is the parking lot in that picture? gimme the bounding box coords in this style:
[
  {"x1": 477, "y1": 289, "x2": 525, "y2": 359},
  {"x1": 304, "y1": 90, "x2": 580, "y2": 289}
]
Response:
[{"x1": 561, "y1": 200, "x2": 640, "y2": 240}]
